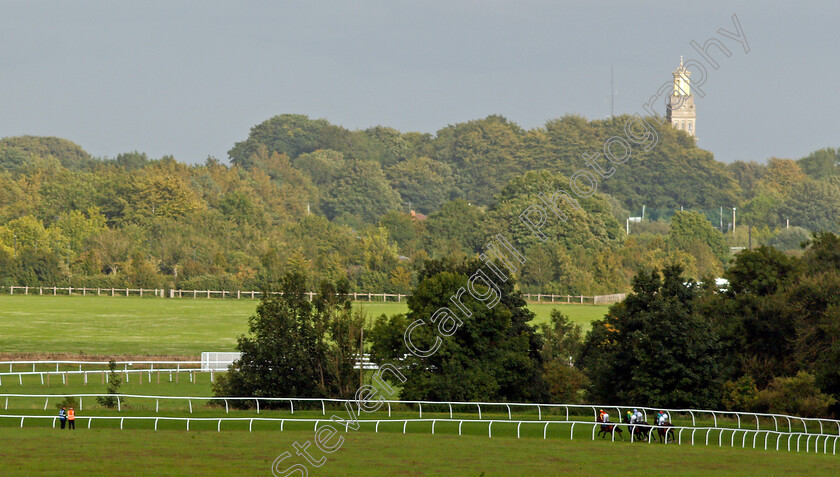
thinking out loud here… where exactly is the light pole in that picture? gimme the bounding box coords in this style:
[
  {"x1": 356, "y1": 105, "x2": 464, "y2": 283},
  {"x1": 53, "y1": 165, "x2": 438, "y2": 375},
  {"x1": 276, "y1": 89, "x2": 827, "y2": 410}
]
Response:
[
  {"x1": 732, "y1": 207, "x2": 736, "y2": 233},
  {"x1": 13, "y1": 233, "x2": 17, "y2": 259}
]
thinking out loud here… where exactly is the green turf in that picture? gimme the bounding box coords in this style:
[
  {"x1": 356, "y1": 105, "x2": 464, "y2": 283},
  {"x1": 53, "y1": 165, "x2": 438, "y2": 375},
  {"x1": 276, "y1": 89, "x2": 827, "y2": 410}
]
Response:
[
  {"x1": 527, "y1": 303, "x2": 609, "y2": 328},
  {"x1": 0, "y1": 295, "x2": 608, "y2": 356},
  {"x1": 0, "y1": 373, "x2": 822, "y2": 434},
  {"x1": 0, "y1": 426, "x2": 837, "y2": 476}
]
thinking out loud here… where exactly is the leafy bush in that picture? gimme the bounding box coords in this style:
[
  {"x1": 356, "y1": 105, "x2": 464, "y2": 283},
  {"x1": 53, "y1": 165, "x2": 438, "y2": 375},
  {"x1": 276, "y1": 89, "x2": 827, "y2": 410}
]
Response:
[
  {"x1": 542, "y1": 362, "x2": 589, "y2": 404},
  {"x1": 752, "y1": 372, "x2": 835, "y2": 417},
  {"x1": 722, "y1": 376, "x2": 758, "y2": 411},
  {"x1": 176, "y1": 273, "x2": 242, "y2": 291}
]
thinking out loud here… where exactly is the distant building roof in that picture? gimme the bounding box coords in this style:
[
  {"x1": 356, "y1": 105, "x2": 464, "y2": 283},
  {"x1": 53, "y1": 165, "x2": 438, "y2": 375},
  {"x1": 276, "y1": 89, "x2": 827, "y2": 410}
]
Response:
[{"x1": 409, "y1": 209, "x2": 427, "y2": 221}]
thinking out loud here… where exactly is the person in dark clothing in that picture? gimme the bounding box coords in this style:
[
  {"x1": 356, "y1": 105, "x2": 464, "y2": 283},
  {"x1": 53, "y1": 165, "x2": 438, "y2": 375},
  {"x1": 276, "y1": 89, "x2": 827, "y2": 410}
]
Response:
[{"x1": 59, "y1": 407, "x2": 67, "y2": 429}]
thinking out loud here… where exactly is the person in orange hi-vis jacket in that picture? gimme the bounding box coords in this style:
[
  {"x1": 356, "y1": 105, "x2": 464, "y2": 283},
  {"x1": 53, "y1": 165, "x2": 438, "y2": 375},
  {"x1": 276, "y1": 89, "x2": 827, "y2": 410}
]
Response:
[{"x1": 67, "y1": 407, "x2": 76, "y2": 430}]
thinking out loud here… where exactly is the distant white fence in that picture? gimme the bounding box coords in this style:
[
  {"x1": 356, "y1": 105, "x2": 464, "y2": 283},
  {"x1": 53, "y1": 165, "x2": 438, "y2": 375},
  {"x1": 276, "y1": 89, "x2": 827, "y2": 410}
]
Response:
[
  {"x1": 2, "y1": 286, "x2": 409, "y2": 302},
  {"x1": 4, "y1": 286, "x2": 166, "y2": 297},
  {"x1": 1, "y1": 394, "x2": 838, "y2": 437},
  {"x1": 1, "y1": 414, "x2": 839, "y2": 454},
  {"x1": 0, "y1": 360, "x2": 219, "y2": 387},
  {"x1": 521, "y1": 293, "x2": 627, "y2": 304},
  {"x1": 201, "y1": 352, "x2": 240, "y2": 371},
  {"x1": 0, "y1": 355, "x2": 378, "y2": 385},
  {"x1": 2, "y1": 286, "x2": 626, "y2": 304}
]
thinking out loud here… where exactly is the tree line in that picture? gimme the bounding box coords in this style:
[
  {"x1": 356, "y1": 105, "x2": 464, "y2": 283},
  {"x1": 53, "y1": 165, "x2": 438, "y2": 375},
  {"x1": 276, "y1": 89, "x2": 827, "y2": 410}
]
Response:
[
  {"x1": 1, "y1": 115, "x2": 838, "y2": 295},
  {"x1": 220, "y1": 233, "x2": 840, "y2": 418}
]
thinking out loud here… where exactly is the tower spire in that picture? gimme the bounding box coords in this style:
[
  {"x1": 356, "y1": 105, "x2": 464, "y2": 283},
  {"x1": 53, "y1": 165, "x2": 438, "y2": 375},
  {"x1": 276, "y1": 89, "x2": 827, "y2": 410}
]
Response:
[{"x1": 666, "y1": 57, "x2": 696, "y2": 139}]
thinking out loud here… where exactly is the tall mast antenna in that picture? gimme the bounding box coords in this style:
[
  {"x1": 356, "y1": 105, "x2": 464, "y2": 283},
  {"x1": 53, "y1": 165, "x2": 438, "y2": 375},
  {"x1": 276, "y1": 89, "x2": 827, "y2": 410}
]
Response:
[{"x1": 610, "y1": 64, "x2": 614, "y2": 118}]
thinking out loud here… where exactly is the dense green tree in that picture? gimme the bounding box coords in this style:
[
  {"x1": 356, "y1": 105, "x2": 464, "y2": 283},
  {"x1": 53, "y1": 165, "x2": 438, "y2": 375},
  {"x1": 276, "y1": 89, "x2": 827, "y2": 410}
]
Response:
[
  {"x1": 1, "y1": 115, "x2": 838, "y2": 302},
  {"x1": 728, "y1": 160, "x2": 767, "y2": 198},
  {"x1": 50, "y1": 208, "x2": 108, "y2": 253},
  {"x1": 740, "y1": 184, "x2": 785, "y2": 229},
  {"x1": 433, "y1": 115, "x2": 525, "y2": 206},
  {"x1": 385, "y1": 156, "x2": 458, "y2": 213},
  {"x1": 802, "y1": 231, "x2": 840, "y2": 273},
  {"x1": 668, "y1": 210, "x2": 728, "y2": 263},
  {"x1": 765, "y1": 226, "x2": 810, "y2": 251},
  {"x1": 532, "y1": 115, "x2": 742, "y2": 212},
  {"x1": 701, "y1": 247, "x2": 801, "y2": 386},
  {"x1": 213, "y1": 272, "x2": 363, "y2": 404},
  {"x1": 12, "y1": 247, "x2": 64, "y2": 285},
  {"x1": 786, "y1": 271, "x2": 840, "y2": 408},
  {"x1": 292, "y1": 149, "x2": 345, "y2": 187},
  {"x1": 114, "y1": 151, "x2": 151, "y2": 170},
  {"x1": 320, "y1": 160, "x2": 400, "y2": 226},
  {"x1": 356, "y1": 126, "x2": 414, "y2": 166},
  {"x1": 487, "y1": 170, "x2": 623, "y2": 253},
  {"x1": 703, "y1": 234, "x2": 840, "y2": 415},
  {"x1": 213, "y1": 272, "x2": 323, "y2": 403},
  {"x1": 228, "y1": 114, "x2": 354, "y2": 168},
  {"x1": 798, "y1": 147, "x2": 840, "y2": 180},
  {"x1": 421, "y1": 199, "x2": 488, "y2": 258},
  {"x1": 0, "y1": 146, "x2": 29, "y2": 172},
  {"x1": 217, "y1": 191, "x2": 266, "y2": 227},
  {"x1": 760, "y1": 158, "x2": 808, "y2": 194},
  {"x1": 370, "y1": 258, "x2": 548, "y2": 402},
  {"x1": 0, "y1": 136, "x2": 92, "y2": 170},
  {"x1": 539, "y1": 311, "x2": 588, "y2": 403},
  {"x1": 579, "y1": 265, "x2": 722, "y2": 408},
  {"x1": 123, "y1": 173, "x2": 204, "y2": 221},
  {"x1": 725, "y1": 246, "x2": 799, "y2": 296},
  {"x1": 378, "y1": 211, "x2": 425, "y2": 256},
  {"x1": 782, "y1": 178, "x2": 840, "y2": 233}
]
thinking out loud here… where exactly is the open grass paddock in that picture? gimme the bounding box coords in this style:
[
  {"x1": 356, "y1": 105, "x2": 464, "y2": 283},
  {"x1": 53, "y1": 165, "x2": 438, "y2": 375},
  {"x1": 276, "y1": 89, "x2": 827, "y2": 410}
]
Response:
[
  {"x1": 1, "y1": 295, "x2": 837, "y2": 475},
  {"x1": 0, "y1": 295, "x2": 608, "y2": 356},
  {"x1": 1, "y1": 426, "x2": 838, "y2": 476}
]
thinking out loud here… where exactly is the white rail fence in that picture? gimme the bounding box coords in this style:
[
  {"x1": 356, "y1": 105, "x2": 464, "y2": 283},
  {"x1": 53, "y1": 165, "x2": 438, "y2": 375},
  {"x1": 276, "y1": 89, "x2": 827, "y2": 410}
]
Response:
[
  {"x1": 1, "y1": 394, "x2": 837, "y2": 437},
  {"x1": 0, "y1": 360, "x2": 216, "y2": 387},
  {"x1": 0, "y1": 356, "x2": 376, "y2": 385},
  {"x1": 1, "y1": 360, "x2": 207, "y2": 372},
  {"x1": 2, "y1": 286, "x2": 625, "y2": 304},
  {"x1": 2, "y1": 414, "x2": 838, "y2": 454},
  {"x1": 4, "y1": 286, "x2": 166, "y2": 297},
  {"x1": 0, "y1": 369, "x2": 219, "y2": 387}
]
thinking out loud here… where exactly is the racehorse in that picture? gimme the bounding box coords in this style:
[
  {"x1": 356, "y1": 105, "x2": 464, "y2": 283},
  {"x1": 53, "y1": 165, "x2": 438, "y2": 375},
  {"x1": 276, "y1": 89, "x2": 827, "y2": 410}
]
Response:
[
  {"x1": 655, "y1": 422, "x2": 675, "y2": 443},
  {"x1": 623, "y1": 417, "x2": 653, "y2": 442},
  {"x1": 596, "y1": 415, "x2": 624, "y2": 440}
]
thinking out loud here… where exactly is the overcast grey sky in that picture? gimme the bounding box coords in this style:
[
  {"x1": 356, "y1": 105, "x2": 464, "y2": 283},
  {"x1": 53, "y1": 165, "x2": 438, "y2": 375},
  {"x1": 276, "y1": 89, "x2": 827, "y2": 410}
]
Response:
[{"x1": 1, "y1": 1, "x2": 836, "y2": 164}]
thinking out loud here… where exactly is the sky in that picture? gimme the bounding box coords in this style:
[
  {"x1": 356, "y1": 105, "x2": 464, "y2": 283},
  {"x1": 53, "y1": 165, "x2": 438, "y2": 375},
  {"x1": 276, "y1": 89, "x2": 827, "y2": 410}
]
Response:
[{"x1": 1, "y1": 0, "x2": 836, "y2": 165}]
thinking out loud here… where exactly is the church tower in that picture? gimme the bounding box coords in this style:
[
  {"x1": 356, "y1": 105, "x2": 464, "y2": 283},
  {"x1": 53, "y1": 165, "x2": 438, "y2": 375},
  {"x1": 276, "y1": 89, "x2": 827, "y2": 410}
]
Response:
[{"x1": 666, "y1": 57, "x2": 696, "y2": 138}]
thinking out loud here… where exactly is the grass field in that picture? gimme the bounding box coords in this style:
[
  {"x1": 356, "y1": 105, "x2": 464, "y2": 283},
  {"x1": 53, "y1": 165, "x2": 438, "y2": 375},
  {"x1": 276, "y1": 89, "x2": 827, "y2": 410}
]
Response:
[
  {"x1": 0, "y1": 373, "x2": 824, "y2": 435},
  {"x1": 6, "y1": 358, "x2": 835, "y2": 476},
  {"x1": 0, "y1": 295, "x2": 609, "y2": 356},
  {"x1": 1, "y1": 427, "x2": 837, "y2": 476}
]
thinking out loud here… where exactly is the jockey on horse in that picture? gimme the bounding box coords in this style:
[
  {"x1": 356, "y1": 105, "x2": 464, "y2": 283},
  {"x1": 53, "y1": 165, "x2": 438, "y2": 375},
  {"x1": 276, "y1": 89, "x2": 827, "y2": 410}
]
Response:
[
  {"x1": 597, "y1": 409, "x2": 623, "y2": 440},
  {"x1": 625, "y1": 409, "x2": 652, "y2": 442},
  {"x1": 656, "y1": 410, "x2": 675, "y2": 442}
]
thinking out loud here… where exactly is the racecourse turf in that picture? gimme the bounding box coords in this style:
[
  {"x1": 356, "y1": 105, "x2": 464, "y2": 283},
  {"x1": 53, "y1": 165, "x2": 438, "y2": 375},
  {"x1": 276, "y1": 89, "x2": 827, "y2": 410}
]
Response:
[
  {"x1": 1, "y1": 426, "x2": 838, "y2": 476},
  {"x1": 0, "y1": 295, "x2": 608, "y2": 356}
]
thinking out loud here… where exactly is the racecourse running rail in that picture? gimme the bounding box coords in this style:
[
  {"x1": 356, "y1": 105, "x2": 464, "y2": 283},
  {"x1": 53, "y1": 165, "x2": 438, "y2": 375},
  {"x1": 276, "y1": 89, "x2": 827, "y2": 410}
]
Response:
[
  {"x1": 1, "y1": 414, "x2": 837, "y2": 455},
  {"x1": 0, "y1": 394, "x2": 837, "y2": 436}
]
